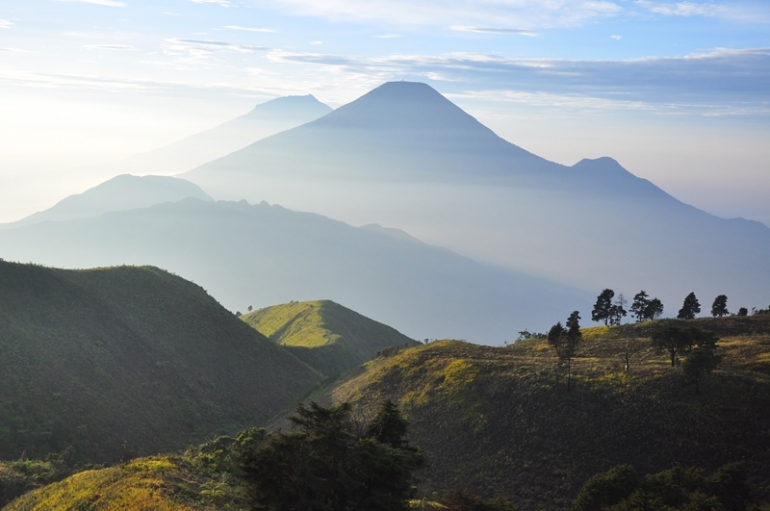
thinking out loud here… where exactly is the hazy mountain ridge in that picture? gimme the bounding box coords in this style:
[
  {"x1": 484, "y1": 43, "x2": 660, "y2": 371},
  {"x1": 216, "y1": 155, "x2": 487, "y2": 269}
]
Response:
[
  {"x1": 0, "y1": 198, "x2": 592, "y2": 343},
  {"x1": 180, "y1": 81, "x2": 770, "y2": 313},
  {"x1": 0, "y1": 260, "x2": 321, "y2": 463},
  {"x1": 115, "y1": 95, "x2": 332, "y2": 176},
  {"x1": 0, "y1": 175, "x2": 211, "y2": 229},
  {"x1": 241, "y1": 299, "x2": 418, "y2": 376}
]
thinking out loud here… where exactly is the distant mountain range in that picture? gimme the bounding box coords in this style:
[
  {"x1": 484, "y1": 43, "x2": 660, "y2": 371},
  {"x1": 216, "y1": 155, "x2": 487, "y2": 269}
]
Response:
[
  {"x1": 0, "y1": 174, "x2": 212, "y2": 229},
  {"x1": 113, "y1": 94, "x2": 331, "y2": 176},
  {"x1": 0, "y1": 195, "x2": 591, "y2": 343},
  {"x1": 182, "y1": 81, "x2": 770, "y2": 314}
]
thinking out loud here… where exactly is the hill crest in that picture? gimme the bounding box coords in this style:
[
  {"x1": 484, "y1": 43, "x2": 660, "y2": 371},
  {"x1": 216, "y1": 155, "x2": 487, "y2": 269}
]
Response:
[{"x1": 241, "y1": 299, "x2": 417, "y2": 375}]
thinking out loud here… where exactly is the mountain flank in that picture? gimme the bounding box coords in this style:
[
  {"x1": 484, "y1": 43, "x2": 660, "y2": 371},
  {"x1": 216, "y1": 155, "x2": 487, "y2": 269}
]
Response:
[
  {"x1": 241, "y1": 300, "x2": 417, "y2": 376},
  {"x1": 320, "y1": 314, "x2": 770, "y2": 509},
  {"x1": 0, "y1": 260, "x2": 321, "y2": 463},
  {"x1": 119, "y1": 94, "x2": 332, "y2": 176}
]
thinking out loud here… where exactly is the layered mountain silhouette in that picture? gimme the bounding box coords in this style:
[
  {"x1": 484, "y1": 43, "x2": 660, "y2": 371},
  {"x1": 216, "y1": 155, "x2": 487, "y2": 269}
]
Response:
[
  {"x1": 116, "y1": 94, "x2": 331, "y2": 175},
  {"x1": 0, "y1": 198, "x2": 591, "y2": 343},
  {"x1": 182, "y1": 81, "x2": 770, "y2": 312},
  {"x1": 0, "y1": 174, "x2": 211, "y2": 229}
]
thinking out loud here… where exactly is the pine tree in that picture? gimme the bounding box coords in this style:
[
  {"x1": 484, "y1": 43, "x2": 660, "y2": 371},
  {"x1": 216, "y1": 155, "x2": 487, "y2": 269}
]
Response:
[
  {"x1": 711, "y1": 295, "x2": 729, "y2": 317},
  {"x1": 677, "y1": 292, "x2": 701, "y2": 320},
  {"x1": 645, "y1": 298, "x2": 664, "y2": 321},
  {"x1": 630, "y1": 291, "x2": 650, "y2": 322},
  {"x1": 236, "y1": 401, "x2": 423, "y2": 511},
  {"x1": 592, "y1": 289, "x2": 615, "y2": 325}
]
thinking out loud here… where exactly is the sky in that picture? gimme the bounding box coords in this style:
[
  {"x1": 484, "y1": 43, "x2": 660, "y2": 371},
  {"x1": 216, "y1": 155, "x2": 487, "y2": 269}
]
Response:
[{"x1": 1, "y1": 0, "x2": 769, "y2": 224}]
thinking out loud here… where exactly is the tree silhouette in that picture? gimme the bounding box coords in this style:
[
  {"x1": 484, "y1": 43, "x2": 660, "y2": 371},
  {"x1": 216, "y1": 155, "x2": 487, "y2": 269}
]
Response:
[
  {"x1": 711, "y1": 295, "x2": 729, "y2": 317},
  {"x1": 630, "y1": 291, "x2": 650, "y2": 323},
  {"x1": 677, "y1": 292, "x2": 701, "y2": 320},
  {"x1": 682, "y1": 334, "x2": 721, "y2": 394},
  {"x1": 236, "y1": 401, "x2": 423, "y2": 511},
  {"x1": 592, "y1": 289, "x2": 615, "y2": 325},
  {"x1": 549, "y1": 312, "x2": 582, "y2": 390},
  {"x1": 645, "y1": 298, "x2": 664, "y2": 321},
  {"x1": 651, "y1": 326, "x2": 693, "y2": 367},
  {"x1": 609, "y1": 294, "x2": 627, "y2": 326}
]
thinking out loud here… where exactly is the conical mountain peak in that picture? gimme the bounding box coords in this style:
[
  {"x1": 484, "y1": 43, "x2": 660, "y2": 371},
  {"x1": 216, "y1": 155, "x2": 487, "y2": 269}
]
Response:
[
  {"x1": 248, "y1": 94, "x2": 332, "y2": 119},
  {"x1": 311, "y1": 81, "x2": 487, "y2": 131}
]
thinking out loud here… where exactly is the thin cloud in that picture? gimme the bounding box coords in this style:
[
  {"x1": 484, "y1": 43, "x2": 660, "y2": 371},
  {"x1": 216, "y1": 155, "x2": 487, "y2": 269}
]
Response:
[
  {"x1": 264, "y1": 47, "x2": 770, "y2": 109},
  {"x1": 165, "y1": 38, "x2": 268, "y2": 58},
  {"x1": 83, "y1": 44, "x2": 138, "y2": 50},
  {"x1": 451, "y1": 26, "x2": 538, "y2": 36},
  {"x1": 224, "y1": 25, "x2": 277, "y2": 32},
  {"x1": 611, "y1": 34, "x2": 622, "y2": 39},
  {"x1": 191, "y1": 0, "x2": 231, "y2": 6},
  {"x1": 0, "y1": 19, "x2": 14, "y2": 29},
  {"x1": 635, "y1": 0, "x2": 728, "y2": 17},
  {"x1": 54, "y1": 0, "x2": 126, "y2": 6},
  {"x1": 267, "y1": 0, "x2": 622, "y2": 28},
  {"x1": 267, "y1": 50, "x2": 358, "y2": 66}
]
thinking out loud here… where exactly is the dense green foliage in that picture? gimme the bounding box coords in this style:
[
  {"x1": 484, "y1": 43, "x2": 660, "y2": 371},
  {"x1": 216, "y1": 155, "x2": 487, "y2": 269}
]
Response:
[
  {"x1": 573, "y1": 462, "x2": 755, "y2": 510},
  {"x1": 0, "y1": 260, "x2": 321, "y2": 462},
  {"x1": 241, "y1": 300, "x2": 417, "y2": 376},
  {"x1": 236, "y1": 401, "x2": 423, "y2": 511},
  {"x1": 0, "y1": 455, "x2": 74, "y2": 507}
]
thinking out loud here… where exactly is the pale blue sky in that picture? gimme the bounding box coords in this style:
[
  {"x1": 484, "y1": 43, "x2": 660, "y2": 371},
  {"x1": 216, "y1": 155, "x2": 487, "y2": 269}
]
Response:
[{"x1": 1, "y1": 0, "x2": 768, "y2": 224}]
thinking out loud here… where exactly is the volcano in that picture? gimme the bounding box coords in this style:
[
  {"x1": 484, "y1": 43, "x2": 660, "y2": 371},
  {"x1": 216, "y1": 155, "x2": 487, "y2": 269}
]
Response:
[{"x1": 181, "y1": 81, "x2": 770, "y2": 314}]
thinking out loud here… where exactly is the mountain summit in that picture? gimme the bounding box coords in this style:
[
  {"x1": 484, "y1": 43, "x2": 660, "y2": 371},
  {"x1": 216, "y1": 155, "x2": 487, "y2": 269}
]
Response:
[
  {"x1": 179, "y1": 81, "x2": 770, "y2": 314},
  {"x1": 311, "y1": 81, "x2": 491, "y2": 131},
  {"x1": 184, "y1": 81, "x2": 553, "y2": 186},
  {"x1": 116, "y1": 94, "x2": 332, "y2": 175}
]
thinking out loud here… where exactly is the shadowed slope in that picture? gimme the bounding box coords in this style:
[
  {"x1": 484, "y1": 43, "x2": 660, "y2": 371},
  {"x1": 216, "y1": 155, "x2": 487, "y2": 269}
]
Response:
[
  {"x1": 242, "y1": 300, "x2": 417, "y2": 375},
  {"x1": 0, "y1": 261, "x2": 321, "y2": 463}
]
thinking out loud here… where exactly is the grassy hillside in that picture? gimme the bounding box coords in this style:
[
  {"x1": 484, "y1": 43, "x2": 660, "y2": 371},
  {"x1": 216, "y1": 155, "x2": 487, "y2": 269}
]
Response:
[
  {"x1": 0, "y1": 260, "x2": 321, "y2": 463},
  {"x1": 2, "y1": 456, "x2": 244, "y2": 511},
  {"x1": 324, "y1": 314, "x2": 770, "y2": 510},
  {"x1": 241, "y1": 300, "x2": 416, "y2": 376}
]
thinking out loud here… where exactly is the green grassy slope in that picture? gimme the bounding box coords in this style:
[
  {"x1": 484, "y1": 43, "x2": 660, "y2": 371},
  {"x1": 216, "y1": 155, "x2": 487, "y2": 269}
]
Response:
[
  {"x1": 325, "y1": 315, "x2": 770, "y2": 510},
  {"x1": 241, "y1": 300, "x2": 416, "y2": 376},
  {"x1": 2, "y1": 456, "x2": 237, "y2": 511},
  {"x1": 0, "y1": 261, "x2": 321, "y2": 463}
]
